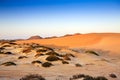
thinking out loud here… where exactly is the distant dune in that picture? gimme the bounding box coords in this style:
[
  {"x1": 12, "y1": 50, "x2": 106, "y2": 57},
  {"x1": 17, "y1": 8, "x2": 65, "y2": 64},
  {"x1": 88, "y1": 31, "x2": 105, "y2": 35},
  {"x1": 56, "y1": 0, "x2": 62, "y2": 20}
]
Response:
[{"x1": 17, "y1": 33, "x2": 120, "y2": 54}]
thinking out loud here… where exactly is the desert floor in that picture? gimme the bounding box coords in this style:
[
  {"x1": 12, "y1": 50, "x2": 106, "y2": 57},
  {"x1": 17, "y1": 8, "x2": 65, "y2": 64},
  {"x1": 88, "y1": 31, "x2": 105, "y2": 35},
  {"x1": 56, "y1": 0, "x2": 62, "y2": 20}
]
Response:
[{"x1": 0, "y1": 33, "x2": 120, "y2": 80}]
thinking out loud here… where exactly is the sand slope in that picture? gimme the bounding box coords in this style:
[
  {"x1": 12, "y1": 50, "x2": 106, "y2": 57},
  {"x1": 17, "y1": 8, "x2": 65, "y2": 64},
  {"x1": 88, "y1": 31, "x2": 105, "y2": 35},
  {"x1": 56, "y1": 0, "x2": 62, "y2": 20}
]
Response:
[{"x1": 17, "y1": 33, "x2": 120, "y2": 54}]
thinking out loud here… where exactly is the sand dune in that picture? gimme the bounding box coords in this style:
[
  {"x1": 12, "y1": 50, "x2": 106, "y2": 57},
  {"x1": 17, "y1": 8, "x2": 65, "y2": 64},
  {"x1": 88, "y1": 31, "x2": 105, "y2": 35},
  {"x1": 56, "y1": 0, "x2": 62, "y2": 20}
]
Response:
[{"x1": 17, "y1": 33, "x2": 120, "y2": 54}]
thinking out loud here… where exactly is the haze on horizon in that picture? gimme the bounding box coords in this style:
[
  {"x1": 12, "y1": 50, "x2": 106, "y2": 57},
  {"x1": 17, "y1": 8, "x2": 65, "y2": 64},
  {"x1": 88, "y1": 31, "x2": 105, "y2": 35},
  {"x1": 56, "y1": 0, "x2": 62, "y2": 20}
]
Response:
[{"x1": 0, "y1": 0, "x2": 120, "y2": 39}]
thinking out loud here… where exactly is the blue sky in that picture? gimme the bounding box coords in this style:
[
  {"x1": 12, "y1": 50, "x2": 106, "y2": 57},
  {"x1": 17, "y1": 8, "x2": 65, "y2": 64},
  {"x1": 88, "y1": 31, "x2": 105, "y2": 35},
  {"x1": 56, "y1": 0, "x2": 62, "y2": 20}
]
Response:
[{"x1": 0, "y1": 0, "x2": 120, "y2": 39}]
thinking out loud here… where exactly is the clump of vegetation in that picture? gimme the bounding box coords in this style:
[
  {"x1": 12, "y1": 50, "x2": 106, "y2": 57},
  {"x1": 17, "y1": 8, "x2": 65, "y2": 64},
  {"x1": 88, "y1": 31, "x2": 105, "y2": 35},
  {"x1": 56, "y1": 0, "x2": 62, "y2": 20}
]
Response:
[
  {"x1": 70, "y1": 74, "x2": 108, "y2": 80},
  {"x1": 69, "y1": 53, "x2": 75, "y2": 57},
  {"x1": 19, "y1": 74, "x2": 46, "y2": 80},
  {"x1": 1, "y1": 61, "x2": 16, "y2": 66},
  {"x1": 9, "y1": 42, "x2": 17, "y2": 45},
  {"x1": 94, "y1": 76, "x2": 108, "y2": 80},
  {"x1": 75, "y1": 63, "x2": 82, "y2": 67},
  {"x1": 22, "y1": 47, "x2": 32, "y2": 53},
  {"x1": 0, "y1": 51, "x2": 13, "y2": 55},
  {"x1": 109, "y1": 74, "x2": 117, "y2": 78},
  {"x1": 0, "y1": 52, "x2": 4, "y2": 54},
  {"x1": 63, "y1": 54, "x2": 71, "y2": 60},
  {"x1": 70, "y1": 74, "x2": 85, "y2": 80},
  {"x1": 46, "y1": 51, "x2": 60, "y2": 56},
  {"x1": 0, "y1": 47, "x2": 5, "y2": 50},
  {"x1": 62, "y1": 60, "x2": 69, "y2": 64},
  {"x1": 42, "y1": 62, "x2": 53, "y2": 67},
  {"x1": 36, "y1": 49, "x2": 48, "y2": 53},
  {"x1": 18, "y1": 56, "x2": 28, "y2": 59},
  {"x1": 4, "y1": 52, "x2": 13, "y2": 55},
  {"x1": 34, "y1": 53, "x2": 45, "y2": 58},
  {"x1": 85, "y1": 50, "x2": 99, "y2": 56},
  {"x1": 32, "y1": 60, "x2": 42, "y2": 64},
  {"x1": 2, "y1": 45, "x2": 11, "y2": 47},
  {"x1": 30, "y1": 43, "x2": 41, "y2": 49},
  {"x1": 31, "y1": 44, "x2": 54, "y2": 51},
  {"x1": 46, "y1": 55, "x2": 60, "y2": 61}
]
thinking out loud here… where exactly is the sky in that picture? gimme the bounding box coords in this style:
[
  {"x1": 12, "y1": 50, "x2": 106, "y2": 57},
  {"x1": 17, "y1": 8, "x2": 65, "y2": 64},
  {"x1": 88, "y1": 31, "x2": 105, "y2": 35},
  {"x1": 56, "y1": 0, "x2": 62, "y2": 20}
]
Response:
[{"x1": 0, "y1": 0, "x2": 120, "y2": 39}]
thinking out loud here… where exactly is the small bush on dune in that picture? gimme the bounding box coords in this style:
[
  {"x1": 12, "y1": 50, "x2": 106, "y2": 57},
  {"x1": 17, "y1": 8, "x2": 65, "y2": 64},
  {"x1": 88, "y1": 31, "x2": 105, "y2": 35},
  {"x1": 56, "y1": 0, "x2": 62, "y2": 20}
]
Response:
[
  {"x1": 46, "y1": 55, "x2": 60, "y2": 61},
  {"x1": 0, "y1": 52, "x2": 4, "y2": 54},
  {"x1": 75, "y1": 63, "x2": 82, "y2": 67},
  {"x1": 70, "y1": 74, "x2": 108, "y2": 80},
  {"x1": 63, "y1": 54, "x2": 71, "y2": 60},
  {"x1": 46, "y1": 51, "x2": 60, "y2": 56},
  {"x1": 18, "y1": 56, "x2": 28, "y2": 59},
  {"x1": 4, "y1": 52, "x2": 13, "y2": 55},
  {"x1": 19, "y1": 74, "x2": 46, "y2": 80},
  {"x1": 9, "y1": 42, "x2": 17, "y2": 45},
  {"x1": 0, "y1": 51, "x2": 13, "y2": 55},
  {"x1": 42, "y1": 62, "x2": 53, "y2": 67},
  {"x1": 83, "y1": 75, "x2": 95, "y2": 80},
  {"x1": 72, "y1": 74, "x2": 85, "y2": 79},
  {"x1": 109, "y1": 74, "x2": 117, "y2": 78},
  {"x1": 36, "y1": 49, "x2": 48, "y2": 53},
  {"x1": 22, "y1": 48, "x2": 32, "y2": 53},
  {"x1": 69, "y1": 53, "x2": 75, "y2": 57},
  {"x1": 34, "y1": 53, "x2": 45, "y2": 58},
  {"x1": 0, "y1": 47, "x2": 5, "y2": 50},
  {"x1": 62, "y1": 60, "x2": 69, "y2": 64},
  {"x1": 32, "y1": 60, "x2": 42, "y2": 64},
  {"x1": 85, "y1": 50, "x2": 99, "y2": 56},
  {"x1": 1, "y1": 61, "x2": 16, "y2": 66},
  {"x1": 2, "y1": 45, "x2": 11, "y2": 47},
  {"x1": 95, "y1": 76, "x2": 108, "y2": 80}
]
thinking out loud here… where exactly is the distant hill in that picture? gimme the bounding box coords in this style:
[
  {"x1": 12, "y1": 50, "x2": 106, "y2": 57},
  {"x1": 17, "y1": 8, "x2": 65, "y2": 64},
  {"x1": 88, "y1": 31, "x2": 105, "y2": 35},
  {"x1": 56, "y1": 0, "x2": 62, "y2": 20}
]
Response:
[{"x1": 28, "y1": 35, "x2": 42, "y2": 40}]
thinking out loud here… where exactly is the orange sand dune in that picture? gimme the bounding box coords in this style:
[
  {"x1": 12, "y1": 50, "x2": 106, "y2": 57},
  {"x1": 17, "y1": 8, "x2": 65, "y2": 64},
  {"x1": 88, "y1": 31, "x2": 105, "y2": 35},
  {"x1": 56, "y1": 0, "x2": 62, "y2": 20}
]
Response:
[{"x1": 17, "y1": 33, "x2": 120, "y2": 53}]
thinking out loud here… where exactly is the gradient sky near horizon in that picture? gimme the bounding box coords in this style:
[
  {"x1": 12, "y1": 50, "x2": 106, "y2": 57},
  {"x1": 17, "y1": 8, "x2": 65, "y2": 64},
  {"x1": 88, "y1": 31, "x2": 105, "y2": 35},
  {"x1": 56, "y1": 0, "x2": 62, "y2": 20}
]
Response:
[{"x1": 0, "y1": 0, "x2": 120, "y2": 39}]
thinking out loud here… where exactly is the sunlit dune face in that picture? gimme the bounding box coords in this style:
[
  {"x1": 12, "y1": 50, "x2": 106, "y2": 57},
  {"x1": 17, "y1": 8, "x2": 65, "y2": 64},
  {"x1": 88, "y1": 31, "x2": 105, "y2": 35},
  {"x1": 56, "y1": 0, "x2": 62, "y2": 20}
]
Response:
[
  {"x1": 16, "y1": 33, "x2": 120, "y2": 54},
  {"x1": 17, "y1": 33, "x2": 103, "y2": 48}
]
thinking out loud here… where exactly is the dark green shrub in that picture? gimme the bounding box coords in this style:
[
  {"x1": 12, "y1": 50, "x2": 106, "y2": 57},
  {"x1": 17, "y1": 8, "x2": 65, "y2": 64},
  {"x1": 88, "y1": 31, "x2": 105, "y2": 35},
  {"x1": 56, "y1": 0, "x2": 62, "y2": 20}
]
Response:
[
  {"x1": 32, "y1": 60, "x2": 42, "y2": 64},
  {"x1": 75, "y1": 63, "x2": 82, "y2": 67},
  {"x1": 18, "y1": 56, "x2": 28, "y2": 59},
  {"x1": 85, "y1": 50, "x2": 99, "y2": 56},
  {"x1": 1, "y1": 61, "x2": 16, "y2": 66},
  {"x1": 42, "y1": 62, "x2": 53, "y2": 67},
  {"x1": 19, "y1": 74, "x2": 46, "y2": 80},
  {"x1": 62, "y1": 60, "x2": 69, "y2": 64},
  {"x1": 46, "y1": 55, "x2": 60, "y2": 61}
]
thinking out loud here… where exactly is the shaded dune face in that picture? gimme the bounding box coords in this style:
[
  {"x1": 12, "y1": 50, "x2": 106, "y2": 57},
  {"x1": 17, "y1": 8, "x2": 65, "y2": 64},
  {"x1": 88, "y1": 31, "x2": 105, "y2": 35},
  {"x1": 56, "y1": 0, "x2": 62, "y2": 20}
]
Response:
[{"x1": 16, "y1": 33, "x2": 120, "y2": 54}]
